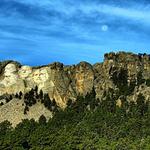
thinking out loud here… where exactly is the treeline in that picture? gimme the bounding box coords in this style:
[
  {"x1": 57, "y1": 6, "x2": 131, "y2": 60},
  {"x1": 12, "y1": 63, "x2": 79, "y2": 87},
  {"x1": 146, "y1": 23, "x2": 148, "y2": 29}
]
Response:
[
  {"x1": 0, "y1": 91, "x2": 22, "y2": 106},
  {"x1": 23, "y1": 86, "x2": 58, "y2": 114},
  {"x1": 0, "y1": 88, "x2": 150, "y2": 150},
  {"x1": 0, "y1": 86, "x2": 58, "y2": 114}
]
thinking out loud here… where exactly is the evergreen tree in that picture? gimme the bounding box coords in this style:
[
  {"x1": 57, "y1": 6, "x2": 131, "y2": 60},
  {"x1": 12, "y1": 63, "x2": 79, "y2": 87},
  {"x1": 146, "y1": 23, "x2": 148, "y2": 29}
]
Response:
[
  {"x1": 9, "y1": 95, "x2": 13, "y2": 100},
  {"x1": 146, "y1": 79, "x2": 150, "y2": 86},
  {"x1": 22, "y1": 140, "x2": 31, "y2": 150},
  {"x1": 39, "y1": 115, "x2": 47, "y2": 125},
  {"x1": 24, "y1": 105, "x2": 29, "y2": 114},
  {"x1": 15, "y1": 93, "x2": 19, "y2": 99},
  {"x1": 0, "y1": 120, "x2": 12, "y2": 136},
  {"x1": 5, "y1": 97, "x2": 10, "y2": 103},
  {"x1": 43, "y1": 94, "x2": 52, "y2": 110},
  {"x1": 19, "y1": 91, "x2": 23, "y2": 99},
  {"x1": 137, "y1": 94, "x2": 148, "y2": 116},
  {"x1": 0, "y1": 102, "x2": 4, "y2": 106},
  {"x1": 137, "y1": 71, "x2": 145, "y2": 85},
  {"x1": 39, "y1": 90, "x2": 43, "y2": 100},
  {"x1": 34, "y1": 85, "x2": 38, "y2": 93},
  {"x1": 101, "y1": 88, "x2": 116, "y2": 113}
]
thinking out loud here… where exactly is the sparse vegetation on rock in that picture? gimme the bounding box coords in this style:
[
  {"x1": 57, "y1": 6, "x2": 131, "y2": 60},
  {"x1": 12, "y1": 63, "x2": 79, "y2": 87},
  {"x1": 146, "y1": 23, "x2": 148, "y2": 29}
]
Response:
[{"x1": 0, "y1": 88, "x2": 150, "y2": 149}]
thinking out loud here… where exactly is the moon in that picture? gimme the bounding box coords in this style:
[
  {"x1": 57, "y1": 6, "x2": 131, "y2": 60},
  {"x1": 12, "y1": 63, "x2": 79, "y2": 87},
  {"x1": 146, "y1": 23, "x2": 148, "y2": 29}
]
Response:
[{"x1": 101, "y1": 25, "x2": 108, "y2": 32}]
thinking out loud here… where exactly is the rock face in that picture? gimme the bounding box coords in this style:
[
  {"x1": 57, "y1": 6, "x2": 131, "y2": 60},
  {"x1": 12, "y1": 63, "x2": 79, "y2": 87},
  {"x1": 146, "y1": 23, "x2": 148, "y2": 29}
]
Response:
[
  {"x1": 0, "y1": 52, "x2": 150, "y2": 104},
  {"x1": 0, "y1": 52, "x2": 150, "y2": 126},
  {"x1": 0, "y1": 99, "x2": 52, "y2": 127},
  {"x1": 0, "y1": 61, "x2": 95, "y2": 108}
]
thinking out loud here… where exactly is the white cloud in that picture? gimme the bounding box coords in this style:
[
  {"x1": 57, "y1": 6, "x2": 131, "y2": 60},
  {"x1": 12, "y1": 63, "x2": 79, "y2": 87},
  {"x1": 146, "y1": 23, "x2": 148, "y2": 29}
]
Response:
[
  {"x1": 79, "y1": 4, "x2": 150, "y2": 25},
  {"x1": 15, "y1": 0, "x2": 150, "y2": 25}
]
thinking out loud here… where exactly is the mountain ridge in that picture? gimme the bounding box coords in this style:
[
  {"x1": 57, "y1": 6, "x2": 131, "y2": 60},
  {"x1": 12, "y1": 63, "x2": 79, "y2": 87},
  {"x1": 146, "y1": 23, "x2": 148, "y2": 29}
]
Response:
[{"x1": 0, "y1": 51, "x2": 150, "y2": 126}]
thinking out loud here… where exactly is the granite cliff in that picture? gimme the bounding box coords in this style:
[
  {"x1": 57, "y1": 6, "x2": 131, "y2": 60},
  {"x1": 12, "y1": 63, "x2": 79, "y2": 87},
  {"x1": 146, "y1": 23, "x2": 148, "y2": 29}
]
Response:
[{"x1": 0, "y1": 51, "x2": 150, "y2": 126}]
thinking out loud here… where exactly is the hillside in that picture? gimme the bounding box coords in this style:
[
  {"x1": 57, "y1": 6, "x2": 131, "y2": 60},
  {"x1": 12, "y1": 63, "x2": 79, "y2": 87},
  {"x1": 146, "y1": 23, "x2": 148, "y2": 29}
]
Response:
[
  {"x1": 0, "y1": 51, "x2": 150, "y2": 126},
  {"x1": 0, "y1": 51, "x2": 150, "y2": 149},
  {"x1": 0, "y1": 82, "x2": 150, "y2": 149}
]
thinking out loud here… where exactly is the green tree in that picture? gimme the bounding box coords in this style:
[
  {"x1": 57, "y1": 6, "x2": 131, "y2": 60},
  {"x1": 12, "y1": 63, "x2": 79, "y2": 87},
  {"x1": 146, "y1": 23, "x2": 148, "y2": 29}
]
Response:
[
  {"x1": 0, "y1": 120, "x2": 12, "y2": 136},
  {"x1": 39, "y1": 115, "x2": 47, "y2": 125},
  {"x1": 137, "y1": 71, "x2": 145, "y2": 85},
  {"x1": 39, "y1": 90, "x2": 43, "y2": 100},
  {"x1": 101, "y1": 88, "x2": 116, "y2": 113},
  {"x1": 43, "y1": 94, "x2": 52, "y2": 110},
  {"x1": 137, "y1": 94, "x2": 148, "y2": 116}
]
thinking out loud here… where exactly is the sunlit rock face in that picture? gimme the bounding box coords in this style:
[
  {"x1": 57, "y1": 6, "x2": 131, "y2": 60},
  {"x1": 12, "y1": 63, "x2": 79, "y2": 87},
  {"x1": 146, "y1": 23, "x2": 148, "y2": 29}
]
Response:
[
  {"x1": 0, "y1": 52, "x2": 150, "y2": 126},
  {"x1": 0, "y1": 63, "x2": 25, "y2": 94},
  {"x1": 31, "y1": 68, "x2": 50, "y2": 94},
  {"x1": 2, "y1": 63, "x2": 18, "y2": 86},
  {"x1": 0, "y1": 62, "x2": 84, "y2": 105},
  {"x1": 5, "y1": 63, "x2": 17, "y2": 74},
  {"x1": 32, "y1": 68, "x2": 49, "y2": 84},
  {"x1": 0, "y1": 99, "x2": 52, "y2": 127},
  {"x1": 75, "y1": 62, "x2": 94, "y2": 95},
  {"x1": 18, "y1": 66, "x2": 32, "y2": 79},
  {"x1": 0, "y1": 52, "x2": 150, "y2": 107}
]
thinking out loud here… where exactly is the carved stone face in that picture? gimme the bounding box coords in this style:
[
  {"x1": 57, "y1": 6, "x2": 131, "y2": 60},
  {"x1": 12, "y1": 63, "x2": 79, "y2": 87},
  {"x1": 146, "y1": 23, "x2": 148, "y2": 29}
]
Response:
[
  {"x1": 19, "y1": 66, "x2": 32, "y2": 78},
  {"x1": 4, "y1": 64, "x2": 17, "y2": 75},
  {"x1": 2, "y1": 74, "x2": 18, "y2": 86},
  {"x1": 32, "y1": 68, "x2": 49, "y2": 83},
  {"x1": 1, "y1": 64, "x2": 18, "y2": 86}
]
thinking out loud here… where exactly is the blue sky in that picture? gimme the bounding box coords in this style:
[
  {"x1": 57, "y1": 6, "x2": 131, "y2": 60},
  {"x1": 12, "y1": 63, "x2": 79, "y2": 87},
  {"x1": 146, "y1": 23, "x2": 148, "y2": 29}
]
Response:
[{"x1": 0, "y1": 0, "x2": 150, "y2": 66}]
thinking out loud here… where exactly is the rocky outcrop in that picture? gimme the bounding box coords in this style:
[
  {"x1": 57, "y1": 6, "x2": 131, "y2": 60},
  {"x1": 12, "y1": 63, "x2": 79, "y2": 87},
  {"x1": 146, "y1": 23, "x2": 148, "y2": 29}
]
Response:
[
  {"x1": 0, "y1": 52, "x2": 150, "y2": 105},
  {"x1": 0, "y1": 98, "x2": 52, "y2": 127},
  {"x1": 0, "y1": 51, "x2": 150, "y2": 126}
]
